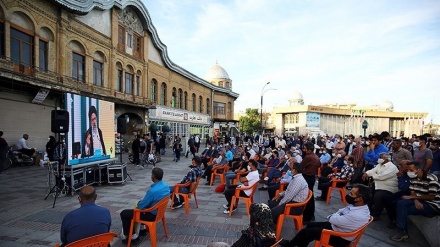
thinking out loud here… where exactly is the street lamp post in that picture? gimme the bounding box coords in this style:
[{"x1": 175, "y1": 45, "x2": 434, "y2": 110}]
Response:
[
  {"x1": 260, "y1": 82, "x2": 270, "y2": 134},
  {"x1": 362, "y1": 120, "x2": 369, "y2": 137}
]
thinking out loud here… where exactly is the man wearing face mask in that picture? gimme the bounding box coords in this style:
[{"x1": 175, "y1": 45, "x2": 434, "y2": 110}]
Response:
[
  {"x1": 317, "y1": 156, "x2": 355, "y2": 201},
  {"x1": 429, "y1": 140, "x2": 440, "y2": 176},
  {"x1": 279, "y1": 184, "x2": 372, "y2": 247},
  {"x1": 401, "y1": 137, "x2": 414, "y2": 156},
  {"x1": 319, "y1": 147, "x2": 331, "y2": 165},
  {"x1": 391, "y1": 139, "x2": 412, "y2": 167},
  {"x1": 260, "y1": 151, "x2": 294, "y2": 191},
  {"x1": 269, "y1": 162, "x2": 309, "y2": 225},
  {"x1": 362, "y1": 153, "x2": 398, "y2": 220},
  {"x1": 329, "y1": 150, "x2": 346, "y2": 170},
  {"x1": 413, "y1": 135, "x2": 433, "y2": 173},
  {"x1": 390, "y1": 161, "x2": 440, "y2": 241},
  {"x1": 344, "y1": 134, "x2": 355, "y2": 155},
  {"x1": 223, "y1": 160, "x2": 260, "y2": 214},
  {"x1": 350, "y1": 138, "x2": 365, "y2": 185},
  {"x1": 364, "y1": 135, "x2": 388, "y2": 171},
  {"x1": 225, "y1": 152, "x2": 251, "y2": 187},
  {"x1": 334, "y1": 134, "x2": 346, "y2": 153}
]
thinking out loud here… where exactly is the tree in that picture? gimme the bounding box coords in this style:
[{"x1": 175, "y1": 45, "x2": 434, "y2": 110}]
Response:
[{"x1": 239, "y1": 108, "x2": 261, "y2": 134}]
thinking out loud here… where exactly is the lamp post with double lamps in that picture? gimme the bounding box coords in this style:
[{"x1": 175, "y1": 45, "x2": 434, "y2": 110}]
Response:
[{"x1": 260, "y1": 82, "x2": 277, "y2": 135}]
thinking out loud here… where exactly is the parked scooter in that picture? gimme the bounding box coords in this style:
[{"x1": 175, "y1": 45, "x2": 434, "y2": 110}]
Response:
[{"x1": 7, "y1": 146, "x2": 34, "y2": 167}]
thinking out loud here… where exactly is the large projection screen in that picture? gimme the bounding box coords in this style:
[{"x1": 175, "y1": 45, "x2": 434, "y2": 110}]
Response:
[{"x1": 66, "y1": 93, "x2": 115, "y2": 165}]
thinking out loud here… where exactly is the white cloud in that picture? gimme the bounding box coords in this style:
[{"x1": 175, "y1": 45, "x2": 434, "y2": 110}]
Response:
[{"x1": 142, "y1": 0, "x2": 440, "y2": 122}]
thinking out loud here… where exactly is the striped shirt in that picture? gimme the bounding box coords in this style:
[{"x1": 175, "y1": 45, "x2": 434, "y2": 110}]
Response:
[
  {"x1": 409, "y1": 173, "x2": 440, "y2": 212},
  {"x1": 279, "y1": 173, "x2": 309, "y2": 205}
]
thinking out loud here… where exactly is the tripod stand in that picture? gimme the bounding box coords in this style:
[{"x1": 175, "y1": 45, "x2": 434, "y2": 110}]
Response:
[
  {"x1": 44, "y1": 140, "x2": 75, "y2": 208},
  {"x1": 120, "y1": 133, "x2": 132, "y2": 181}
]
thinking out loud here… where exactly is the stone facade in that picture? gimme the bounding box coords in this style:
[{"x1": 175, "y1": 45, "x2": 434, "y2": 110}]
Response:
[{"x1": 0, "y1": 0, "x2": 238, "y2": 146}]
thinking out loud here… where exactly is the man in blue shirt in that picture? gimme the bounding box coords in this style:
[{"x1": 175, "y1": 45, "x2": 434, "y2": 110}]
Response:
[
  {"x1": 364, "y1": 135, "x2": 388, "y2": 171},
  {"x1": 120, "y1": 167, "x2": 170, "y2": 242},
  {"x1": 60, "y1": 186, "x2": 111, "y2": 246},
  {"x1": 319, "y1": 148, "x2": 331, "y2": 165}
]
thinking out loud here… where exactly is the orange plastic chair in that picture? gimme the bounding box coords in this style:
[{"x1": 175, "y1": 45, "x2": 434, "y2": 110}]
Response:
[
  {"x1": 54, "y1": 232, "x2": 117, "y2": 247},
  {"x1": 127, "y1": 197, "x2": 169, "y2": 247},
  {"x1": 210, "y1": 164, "x2": 229, "y2": 186},
  {"x1": 313, "y1": 216, "x2": 373, "y2": 247},
  {"x1": 232, "y1": 170, "x2": 249, "y2": 185},
  {"x1": 326, "y1": 178, "x2": 349, "y2": 205},
  {"x1": 271, "y1": 238, "x2": 283, "y2": 247},
  {"x1": 275, "y1": 190, "x2": 313, "y2": 240},
  {"x1": 229, "y1": 182, "x2": 258, "y2": 216},
  {"x1": 170, "y1": 177, "x2": 201, "y2": 214},
  {"x1": 274, "y1": 182, "x2": 288, "y2": 197}
]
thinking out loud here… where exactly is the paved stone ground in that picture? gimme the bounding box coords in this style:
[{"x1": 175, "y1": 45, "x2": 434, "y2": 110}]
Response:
[{"x1": 0, "y1": 152, "x2": 431, "y2": 247}]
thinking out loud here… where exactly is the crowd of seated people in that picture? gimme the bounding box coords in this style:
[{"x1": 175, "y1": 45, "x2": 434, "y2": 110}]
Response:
[{"x1": 58, "y1": 132, "x2": 439, "y2": 246}]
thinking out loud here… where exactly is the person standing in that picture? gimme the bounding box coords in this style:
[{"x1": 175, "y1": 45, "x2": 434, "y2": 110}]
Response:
[
  {"x1": 391, "y1": 139, "x2": 412, "y2": 167},
  {"x1": 194, "y1": 134, "x2": 200, "y2": 153},
  {"x1": 413, "y1": 135, "x2": 433, "y2": 173},
  {"x1": 46, "y1": 136, "x2": 57, "y2": 161},
  {"x1": 131, "y1": 135, "x2": 140, "y2": 166},
  {"x1": 159, "y1": 134, "x2": 166, "y2": 155},
  {"x1": 0, "y1": 131, "x2": 8, "y2": 174},
  {"x1": 300, "y1": 142, "x2": 320, "y2": 223},
  {"x1": 60, "y1": 186, "x2": 111, "y2": 246}
]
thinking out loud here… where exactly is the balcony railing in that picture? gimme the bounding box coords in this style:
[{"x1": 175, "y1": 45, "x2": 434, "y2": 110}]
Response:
[{"x1": 0, "y1": 56, "x2": 154, "y2": 107}]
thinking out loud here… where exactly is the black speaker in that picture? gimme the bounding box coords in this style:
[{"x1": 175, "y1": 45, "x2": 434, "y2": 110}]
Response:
[
  {"x1": 51, "y1": 110, "x2": 69, "y2": 133},
  {"x1": 117, "y1": 118, "x2": 127, "y2": 134}
]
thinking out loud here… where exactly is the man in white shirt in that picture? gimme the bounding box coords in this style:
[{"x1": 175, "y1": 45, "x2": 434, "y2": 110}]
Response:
[
  {"x1": 223, "y1": 159, "x2": 259, "y2": 214},
  {"x1": 362, "y1": 152, "x2": 398, "y2": 220},
  {"x1": 16, "y1": 134, "x2": 35, "y2": 157},
  {"x1": 279, "y1": 184, "x2": 372, "y2": 247}
]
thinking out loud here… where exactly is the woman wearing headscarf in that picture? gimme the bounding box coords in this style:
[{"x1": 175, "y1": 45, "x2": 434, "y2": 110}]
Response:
[
  {"x1": 231, "y1": 203, "x2": 276, "y2": 247},
  {"x1": 46, "y1": 136, "x2": 57, "y2": 161}
]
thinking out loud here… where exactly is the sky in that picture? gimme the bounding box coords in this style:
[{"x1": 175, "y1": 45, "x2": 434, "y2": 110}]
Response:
[{"x1": 141, "y1": 0, "x2": 440, "y2": 123}]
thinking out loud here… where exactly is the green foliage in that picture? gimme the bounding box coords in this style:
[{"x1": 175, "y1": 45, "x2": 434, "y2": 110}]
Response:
[
  {"x1": 239, "y1": 108, "x2": 261, "y2": 134},
  {"x1": 149, "y1": 123, "x2": 158, "y2": 132}
]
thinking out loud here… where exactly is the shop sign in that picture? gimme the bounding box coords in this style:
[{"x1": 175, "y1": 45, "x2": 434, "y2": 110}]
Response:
[{"x1": 150, "y1": 106, "x2": 209, "y2": 124}]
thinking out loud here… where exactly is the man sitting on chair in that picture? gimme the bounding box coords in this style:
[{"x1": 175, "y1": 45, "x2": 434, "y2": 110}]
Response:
[
  {"x1": 269, "y1": 162, "x2": 309, "y2": 225},
  {"x1": 60, "y1": 186, "x2": 111, "y2": 247},
  {"x1": 169, "y1": 156, "x2": 203, "y2": 209},
  {"x1": 119, "y1": 168, "x2": 170, "y2": 242},
  {"x1": 279, "y1": 184, "x2": 372, "y2": 247}
]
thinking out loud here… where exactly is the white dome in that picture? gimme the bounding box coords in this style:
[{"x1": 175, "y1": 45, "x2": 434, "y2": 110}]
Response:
[
  {"x1": 291, "y1": 91, "x2": 303, "y2": 101},
  {"x1": 381, "y1": 101, "x2": 394, "y2": 111},
  {"x1": 205, "y1": 64, "x2": 230, "y2": 80}
]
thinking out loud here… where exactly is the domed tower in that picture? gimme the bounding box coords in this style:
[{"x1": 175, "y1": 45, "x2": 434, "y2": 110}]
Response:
[
  {"x1": 381, "y1": 101, "x2": 394, "y2": 112},
  {"x1": 204, "y1": 62, "x2": 232, "y2": 89},
  {"x1": 289, "y1": 91, "x2": 304, "y2": 106}
]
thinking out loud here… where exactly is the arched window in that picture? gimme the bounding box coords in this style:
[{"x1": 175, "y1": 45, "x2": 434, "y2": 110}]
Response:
[
  {"x1": 124, "y1": 65, "x2": 134, "y2": 94},
  {"x1": 225, "y1": 81, "x2": 230, "y2": 88},
  {"x1": 218, "y1": 81, "x2": 223, "y2": 87},
  {"x1": 160, "y1": 82, "x2": 167, "y2": 105},
  {"x1": 150, "y1": 79, "x2": 157, "y2": 103},
  {"x1": 116, "y1": 62, "x2": 123, "y2": 92},
  {"x1": 10, "y1": 12, "x2": 34, "y2": 71},
  {"x1": 206, "y1": 98, "x2": 210, "y2": 115},
  {"x1": 199, "y1": 96, "x2": 203, "y2": 113},
  {"x1": 135, "y1": 70, "x2": 141, "y2": 96},
  {"x1": 184, "y1": 91, "x2": 188, "y2": 110},
  {"x1": 192, "y1": 93, "x2": 196, "y2": 112},
  {"x1": 171, "y1": 87, "x2": 177, "y2": 108},
  {"x1": 178, "y1": 89, "x2": 183, "y2": 109},
  {"x1": 93, "y1": 51, "x2": 105, "y2": 86}
]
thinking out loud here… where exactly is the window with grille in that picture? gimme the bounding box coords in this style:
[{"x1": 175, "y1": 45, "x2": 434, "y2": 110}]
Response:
[{"x1": 72, "y1": 52, "x2": 85, "y2": 82}]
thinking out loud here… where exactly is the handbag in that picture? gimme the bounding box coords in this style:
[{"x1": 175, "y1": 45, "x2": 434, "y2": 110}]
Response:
[
  {"x1": 148, "y1": 153, "x2": 154, "y2": 161},
  {"x1": 215, "y1": 184, "x2": 225, "y2": 193}
]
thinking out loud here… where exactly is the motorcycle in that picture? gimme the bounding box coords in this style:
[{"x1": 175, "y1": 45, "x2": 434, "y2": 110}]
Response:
[{"x1": 7, "y1": 146, "x2": 34, "y2": 167}]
